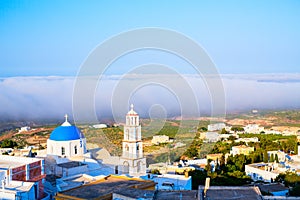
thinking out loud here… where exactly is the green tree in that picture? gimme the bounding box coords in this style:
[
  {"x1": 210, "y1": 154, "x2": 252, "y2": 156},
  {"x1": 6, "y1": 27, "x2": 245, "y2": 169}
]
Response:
[
  {"x1": 188, "y1": 170, "x2": 207, "y2": 189},
  {"x1": 275, "y1": 172, "x2": 300, "y2": 187},
  {"x1": 290, "y1": 185, "x2": 300, "y2": 196},
  {"x1": 294, "y1": 143, "x2": 298, "y2": 155},
  {"x1": 228, "y1": 135, "x2": 236, "y2": 142},
  {"x1": 184, "y1": 146, "x2": 198, "y2": 158},
  {"x1": 0, "y1": 139, "x2": 18, "y2": 148},
  {"x1": 220, "y1": 128, "x2": 229, "y2": 134},
  {"x1": 231, "y1": 127, "x2": 244, "y2": 132},
  {"x1": 205, "y1": 159, "x2": 212, "y2": 172},
  {"x1": 219, "y1": 154, "x2": 226, "y2": 170},
  {"x1": 198, "y1": 127, "x2": 208, "y2": 132},
  {"x1": 270, "y1": 154, "x2": 274, "y2": 162},
  {"x1": 263, "y1": 150, "x2": 268, "y2": 163}
]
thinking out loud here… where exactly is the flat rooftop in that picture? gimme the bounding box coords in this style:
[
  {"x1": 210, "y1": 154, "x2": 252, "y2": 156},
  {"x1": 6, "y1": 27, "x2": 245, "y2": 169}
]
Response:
[
  {"x1": 113, "y1": 188, "x2": 155, "y2": 199},
  {"x1": 1, "y1": 180, "x2": 34, "y2": 193},
  {"x1": 114, "y1": 189, "x2": 198, "y2": 200},
  {"x1": 57, "y1": 161, "x2": 87, "y2": 169},
  {"x1": 58, "y1": 175, "x2": 155, "y2": 199},
  {"x1": 0, "y1": 155, "x2": 42, "y2": 169},
  {"x1": 258, "y1": 183, "x2": 288, "y2": 193},
  {"x1": 156, "y1": 190, "x2": 198, "y2": 200},
  {"x1": 199, "y1": 186, "x2": 262, "y2": 200}
]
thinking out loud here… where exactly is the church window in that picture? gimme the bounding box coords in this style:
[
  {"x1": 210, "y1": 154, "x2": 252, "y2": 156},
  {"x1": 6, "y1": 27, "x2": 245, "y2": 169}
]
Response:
[
  {"x1": 61, "y1": 147, "x2": 65, "y2": 155},
  {"x1": 123, "y1": 161, "x2": 129, "y2": 174},
  {"x1": 137, "y1": 161, "x2": 141, "y2": 172},
  {"x1": 126, "y1": 129, "x2": 129, "y2": 140},
  {"x1": 74, "y1": 145, "x2": 78, "y2": 154},
  {"x1": 137, "y1": 144, "x2": 139, "y2": 151}
]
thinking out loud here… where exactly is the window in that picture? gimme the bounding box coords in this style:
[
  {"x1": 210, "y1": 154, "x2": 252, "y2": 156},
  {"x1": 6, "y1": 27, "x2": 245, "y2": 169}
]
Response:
[
  {"x1": 61, "y1": 147, "x2": 65, "y2": 155},
  {"x1": 126, "y1": 129, "x2": 129, "y2": 140},
  {"x1": 136, "y1": 128, "x2": 139, "y2": 139},
  {"x1": 123, "y1": 161, "x2": 129, "y2": 174},
  {"x1": 137, "y1": 144, "x2": 139, "y2": 151},
  {"x1": 125, "y1": 144, "x2": 129, "y2": 151},
  {"x1": 74, "y1": 145, "x2": 78, "y2": 154},
  {"x1": 137, "y1": 161, "x2": 141, "y2": 172}
]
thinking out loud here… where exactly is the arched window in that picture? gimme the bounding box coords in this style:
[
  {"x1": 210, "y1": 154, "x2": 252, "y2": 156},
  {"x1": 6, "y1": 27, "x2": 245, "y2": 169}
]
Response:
[
  {"x1": 137, "y1": 161, "x2": 141, "y2": 172},
  {"x1": 61, "y1": 147, "x2": 65, "y2": 156},
  {"x1": 125, "y1": 144, "x2": 129, "y2": 151},
  {"x1": 137, "y1": 144, "x2": 139, "y2": 151},
  {"x1": 123, "y1": 161, "x2": 129, "y2": 174},
  {"x1": 74, "y1": 145, "x2": 78, "y2": 154},
  {"x1": 126, "y1": 129, "x2": 129, "y2": 140},
  {"x1": 136, "y1": 128, "x2": 139, "y2": 139}
]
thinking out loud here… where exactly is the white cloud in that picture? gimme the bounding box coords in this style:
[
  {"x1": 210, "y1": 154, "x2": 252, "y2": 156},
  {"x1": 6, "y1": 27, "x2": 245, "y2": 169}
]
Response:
[{"x1": 0, "y1": 74, "x2": 299, "y2": 122}]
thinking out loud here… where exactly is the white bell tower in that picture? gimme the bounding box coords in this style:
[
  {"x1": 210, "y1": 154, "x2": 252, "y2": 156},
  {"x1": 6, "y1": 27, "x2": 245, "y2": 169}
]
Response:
[{"x1": 120, "y1": 104, "x2": 146, "y2": 176}]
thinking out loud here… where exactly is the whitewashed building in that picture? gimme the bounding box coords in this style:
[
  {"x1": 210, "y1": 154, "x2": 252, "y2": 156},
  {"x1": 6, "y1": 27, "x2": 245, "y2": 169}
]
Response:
[
  {"x1": 92, "y1": 124, "x2": 107, "y2": 129},
  {"x1": 200, "y1": 132, "x2": 219, "y2": 143},
  {"x1": 244, "y1": 124, "x2": 264, "y2": 134},
  {"x1": 208, "y1": 123, "x2": 226, "y2": 131},
  {"x1": 230, "y1": 145, "x2": 254, "y2": 156},
  {"x1": 120, "y1": 104, "x2": 147, "y2": 177},
  {"x1": 151, "y1": 135, "x2": 172, "y2": 145},
  {"x1": 245, "y1": 163, "x2": 282, "y2": 182},
  {"x1": 47, "y1": 115, "x2": 87, "y2": 158},
  {"x1": 18, "y1": 126, "x2": 30, "y2": 133}
]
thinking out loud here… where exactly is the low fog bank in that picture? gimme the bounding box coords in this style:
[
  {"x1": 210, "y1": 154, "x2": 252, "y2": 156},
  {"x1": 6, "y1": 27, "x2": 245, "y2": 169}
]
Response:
[{"x1": 0, "y1": 73, "x2": 299, "y2": 123}]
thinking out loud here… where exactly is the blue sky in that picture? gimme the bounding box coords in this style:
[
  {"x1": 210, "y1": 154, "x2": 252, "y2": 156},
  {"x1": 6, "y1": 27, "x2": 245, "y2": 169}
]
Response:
[{"x1": 0, "y1": 0, "x2": 300, "y2": 77}]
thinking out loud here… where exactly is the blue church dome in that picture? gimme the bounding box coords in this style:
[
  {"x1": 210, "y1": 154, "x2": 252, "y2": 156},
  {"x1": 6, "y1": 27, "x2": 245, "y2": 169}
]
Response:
[{"x1": 49, "y1": 115, "x2": 85, "y2": 141}]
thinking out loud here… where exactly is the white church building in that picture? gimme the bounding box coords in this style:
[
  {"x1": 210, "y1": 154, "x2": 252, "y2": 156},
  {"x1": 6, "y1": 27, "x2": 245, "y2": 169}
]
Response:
[
  {"x1": 47, "y1": 115, "x2": 87, "y2": 158},
  {"x1": 119, "y1": 104, "x2": 147, "y2": 177},
  {"x1": 99, "y1": 104, "x2": 147, "y2": 177},
  {"x1": 45, "y1": 105, "x2": 146, "y2": 178}
]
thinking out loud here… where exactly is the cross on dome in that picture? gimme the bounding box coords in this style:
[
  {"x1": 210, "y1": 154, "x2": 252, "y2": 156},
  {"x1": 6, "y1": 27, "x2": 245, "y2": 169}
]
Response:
[
  {"x1": 127, "y1": 103, "x2": 137, "y2": 115},
  {"x1": 64, "y1": 114, "x2": 68, "y2": 122},
  {"x1": 61, "y1": 114, "x2": 71, "y2": 126}
]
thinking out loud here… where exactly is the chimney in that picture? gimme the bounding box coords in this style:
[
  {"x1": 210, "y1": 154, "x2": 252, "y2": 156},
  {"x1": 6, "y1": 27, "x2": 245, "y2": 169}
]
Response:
[{"x1": 204, "y1": 177, "x2": 210, "y2": 197}]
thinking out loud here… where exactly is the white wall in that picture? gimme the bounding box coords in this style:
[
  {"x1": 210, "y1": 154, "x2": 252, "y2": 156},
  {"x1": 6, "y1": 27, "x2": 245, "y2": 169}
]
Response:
[
  {"x1": 47, "y1": 138, "x2": 86, "y2": 157},
  {"x1": 245, "y1": 165, "x2": 279, "y2": 182},
  {"x1": 153, "y1": 174, "x2": 192, "y2": 190}
]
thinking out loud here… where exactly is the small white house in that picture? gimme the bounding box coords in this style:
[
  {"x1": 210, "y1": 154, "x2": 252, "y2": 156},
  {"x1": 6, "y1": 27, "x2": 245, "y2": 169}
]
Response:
[
  {"x1": 152, "y1": 174, "x2": 192, "y2": 190},
  {"x1": 200, "y1": 132, "x2": 220, "y2": 143},
  {"x1": 244, "y1": 124, "x2": 264, "y2": 134},
  {"x1": 151, "y1": 135, "x2": 172, "y2": 145},
  {"x1": 245, "y1": 163, "x2": 280, "y2": 182},
  {"x1": 92, "y1": 124, "x2": 107, "y2": 129},
  {"x1": 18, "y1": 126, "x2": 30, "y2": 133},
  {"x1": 208, "y1": 123, "x2": 226, "y2": 131}
]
